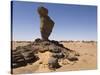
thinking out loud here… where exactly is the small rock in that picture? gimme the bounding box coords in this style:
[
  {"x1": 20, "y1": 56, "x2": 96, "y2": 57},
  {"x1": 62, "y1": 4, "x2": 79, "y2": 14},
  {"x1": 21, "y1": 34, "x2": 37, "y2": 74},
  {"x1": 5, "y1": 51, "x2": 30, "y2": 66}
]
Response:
[
  {"x1": 67, "y1": 56, "x2": 78, "y2": 61},
  {"x1": 48, "y1": 57, "x2": 61, "y2": 70}
]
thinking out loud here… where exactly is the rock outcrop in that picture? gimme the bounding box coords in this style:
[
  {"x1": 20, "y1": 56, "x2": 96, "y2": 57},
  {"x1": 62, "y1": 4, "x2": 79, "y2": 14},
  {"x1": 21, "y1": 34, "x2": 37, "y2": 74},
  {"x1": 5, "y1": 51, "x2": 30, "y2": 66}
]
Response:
[
  {"x1": 38, "y1": 6, "x2": 54, "y2": 41},
  {"x1": 12, "y1": 38, "x2": 79, "y2": 69}
]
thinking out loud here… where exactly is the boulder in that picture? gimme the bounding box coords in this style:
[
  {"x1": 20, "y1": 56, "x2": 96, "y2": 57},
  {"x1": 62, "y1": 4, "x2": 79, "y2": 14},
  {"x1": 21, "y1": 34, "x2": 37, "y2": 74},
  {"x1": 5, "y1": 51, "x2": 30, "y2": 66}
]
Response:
[{"x1": 48, "y1": 57, "x2": 61, "y2": 70}]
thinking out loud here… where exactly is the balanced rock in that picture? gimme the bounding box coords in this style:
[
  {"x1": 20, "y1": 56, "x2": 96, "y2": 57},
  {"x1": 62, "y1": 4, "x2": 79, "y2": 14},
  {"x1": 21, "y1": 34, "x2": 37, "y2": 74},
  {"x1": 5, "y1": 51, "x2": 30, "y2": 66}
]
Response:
[
  {"x1": 12, "y1": 6, "x2": 80, "y2": 70},
  {"x1": 38, "y1": 6, "x2": 55, "y2": 41}
]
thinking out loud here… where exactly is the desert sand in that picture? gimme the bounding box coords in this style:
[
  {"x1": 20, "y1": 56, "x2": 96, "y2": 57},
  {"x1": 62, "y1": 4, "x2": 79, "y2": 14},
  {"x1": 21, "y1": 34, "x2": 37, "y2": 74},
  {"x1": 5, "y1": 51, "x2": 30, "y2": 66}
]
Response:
[{"x1": 12, "y1": 41, "x2": 97, "y2": 74}]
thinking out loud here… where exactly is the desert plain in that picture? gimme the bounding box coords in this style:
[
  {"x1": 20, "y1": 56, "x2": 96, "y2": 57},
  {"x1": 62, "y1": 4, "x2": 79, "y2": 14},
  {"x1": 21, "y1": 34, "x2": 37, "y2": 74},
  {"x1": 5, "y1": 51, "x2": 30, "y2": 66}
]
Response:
[{"x1": 12, "y1": 40, "x2": 97, "y2": 74}]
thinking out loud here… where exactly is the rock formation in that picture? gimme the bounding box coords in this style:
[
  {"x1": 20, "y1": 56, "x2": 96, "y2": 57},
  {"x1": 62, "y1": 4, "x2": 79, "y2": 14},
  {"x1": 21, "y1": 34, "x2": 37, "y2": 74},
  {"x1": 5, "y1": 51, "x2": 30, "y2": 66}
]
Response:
[
  {"x1": 12, "y1": 38, "x2": 79, "y2": 69},
  {"x1": 12, "y1": 45, "x2": 39, "y2": 68},
  {"x1": 37, "y1": 6, "x2": 54, "y2": 41},
  {"x1": 12, "y1": 6, "x2": 79, "y2": 70}
]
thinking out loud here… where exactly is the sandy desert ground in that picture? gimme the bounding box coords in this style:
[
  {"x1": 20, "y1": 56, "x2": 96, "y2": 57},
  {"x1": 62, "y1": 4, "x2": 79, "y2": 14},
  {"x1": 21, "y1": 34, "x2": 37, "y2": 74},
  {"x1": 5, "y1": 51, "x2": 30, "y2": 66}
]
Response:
[{"x1": 12, "y1": 41, "x2": 97, "y2": 74}]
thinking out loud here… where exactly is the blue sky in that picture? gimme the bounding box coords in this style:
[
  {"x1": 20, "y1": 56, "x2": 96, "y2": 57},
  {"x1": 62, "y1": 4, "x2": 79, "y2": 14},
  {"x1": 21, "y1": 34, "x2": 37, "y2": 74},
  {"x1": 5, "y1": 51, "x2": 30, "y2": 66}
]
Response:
[{"x1": 12, "y1": 1, "x2": 97, "y2": 41}]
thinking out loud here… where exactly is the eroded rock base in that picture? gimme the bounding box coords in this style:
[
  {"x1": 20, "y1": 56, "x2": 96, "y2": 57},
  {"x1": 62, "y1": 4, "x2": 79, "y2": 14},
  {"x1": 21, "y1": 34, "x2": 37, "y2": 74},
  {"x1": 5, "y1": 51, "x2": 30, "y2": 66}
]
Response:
[{"x1": 12, "y1": 38, "x2": 79, "y2": 70}]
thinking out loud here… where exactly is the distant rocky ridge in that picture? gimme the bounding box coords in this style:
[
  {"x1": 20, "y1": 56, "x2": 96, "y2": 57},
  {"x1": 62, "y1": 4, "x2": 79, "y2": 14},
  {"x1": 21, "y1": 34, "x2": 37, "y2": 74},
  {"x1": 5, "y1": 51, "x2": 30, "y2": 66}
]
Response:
[{"x1": 12, "y1": 38, "x2": 79, "y2": 69}]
